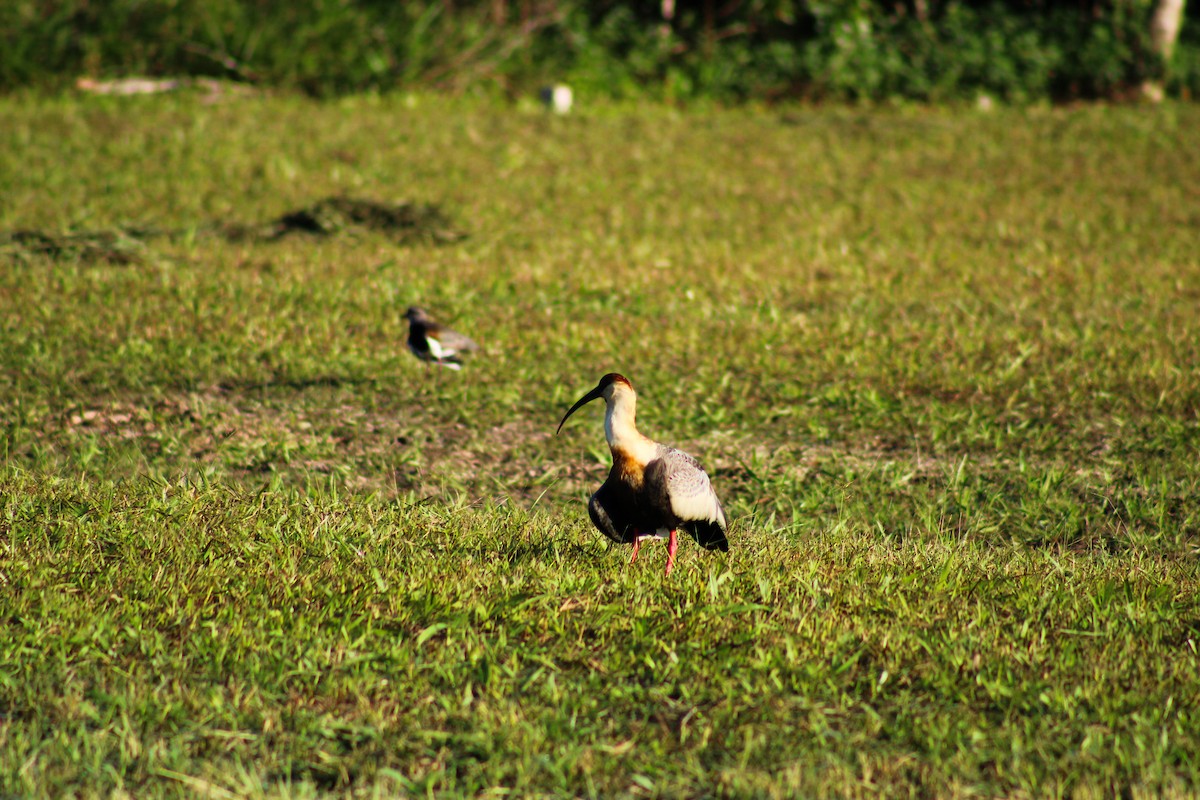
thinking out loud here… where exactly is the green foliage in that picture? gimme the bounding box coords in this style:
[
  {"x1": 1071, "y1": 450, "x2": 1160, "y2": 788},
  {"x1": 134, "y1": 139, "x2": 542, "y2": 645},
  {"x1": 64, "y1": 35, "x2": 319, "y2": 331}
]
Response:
[
  {"x1": 1, "y1": 94, "x2": 1200, "y2": 796},
  {"x1": 0, "y1": 0, "x2": 511, "y2": 95},
  {"x1": 1, "y1": 0, "x2": 1197, "y2": 100}
]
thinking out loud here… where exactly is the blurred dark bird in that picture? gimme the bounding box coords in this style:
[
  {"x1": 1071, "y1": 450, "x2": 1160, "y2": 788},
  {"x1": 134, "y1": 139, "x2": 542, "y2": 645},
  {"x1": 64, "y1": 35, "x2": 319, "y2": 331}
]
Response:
[
  {"x1": 404, "y1": 307, "x2": 480, "y2": 370},
  {"x1": 557, "y1": 373, "x2": 729, "y2": 576}
]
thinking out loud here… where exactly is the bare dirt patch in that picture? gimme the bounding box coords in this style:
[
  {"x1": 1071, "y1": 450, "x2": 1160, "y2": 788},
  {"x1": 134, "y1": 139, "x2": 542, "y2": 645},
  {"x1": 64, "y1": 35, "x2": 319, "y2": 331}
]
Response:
[
  {"x1": 35, "y1": 387, "x2": 1094, "y2": 519},
  {"x1": 43, "y1": 387, "x2": 593, "y2": 503}
]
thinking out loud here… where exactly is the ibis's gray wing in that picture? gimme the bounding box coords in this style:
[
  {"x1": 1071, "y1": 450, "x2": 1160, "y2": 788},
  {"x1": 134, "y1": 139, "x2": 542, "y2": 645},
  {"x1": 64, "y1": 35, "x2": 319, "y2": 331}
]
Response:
[{"x1": 647, "y1": 446, "x2": 729, "y2": 551}]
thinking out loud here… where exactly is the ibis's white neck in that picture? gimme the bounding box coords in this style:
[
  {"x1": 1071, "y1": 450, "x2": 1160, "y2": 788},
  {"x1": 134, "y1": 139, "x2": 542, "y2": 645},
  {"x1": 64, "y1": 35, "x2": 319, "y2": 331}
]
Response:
[{"x1": 603, "y1": 385, "x2": 658, "y2": 463}]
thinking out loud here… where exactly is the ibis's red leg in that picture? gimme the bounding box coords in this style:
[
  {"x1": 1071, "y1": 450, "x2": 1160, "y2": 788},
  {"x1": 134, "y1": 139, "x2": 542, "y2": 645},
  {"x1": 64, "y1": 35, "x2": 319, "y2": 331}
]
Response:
[
  {"x1": 630, "y1": 535, "x2": 641, "y2": 564},
  {"x1": 664, "y1": 529, "x2": 678, "y2": 576}
]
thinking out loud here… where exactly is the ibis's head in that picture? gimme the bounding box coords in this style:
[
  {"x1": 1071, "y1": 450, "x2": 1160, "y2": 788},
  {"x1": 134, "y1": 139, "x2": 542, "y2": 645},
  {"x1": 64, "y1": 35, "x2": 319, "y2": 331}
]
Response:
[{"x1": 556, "y1": 373, "x2": 634, "y2": 435}]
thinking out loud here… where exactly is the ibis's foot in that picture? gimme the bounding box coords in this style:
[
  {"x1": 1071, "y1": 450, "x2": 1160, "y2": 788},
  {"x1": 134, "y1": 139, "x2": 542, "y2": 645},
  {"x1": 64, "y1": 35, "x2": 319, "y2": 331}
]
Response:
[
  {"x1": 664, "y1": 529, "x2": 678, "y2": 576},
  {"x1": 630, "y1": 536, "x2": 641, "y2": 564}
]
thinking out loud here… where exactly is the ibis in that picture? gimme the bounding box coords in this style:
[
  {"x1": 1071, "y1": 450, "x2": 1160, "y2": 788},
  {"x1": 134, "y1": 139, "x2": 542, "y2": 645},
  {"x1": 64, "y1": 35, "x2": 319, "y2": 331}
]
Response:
[
  {"x1": 404, "y1": 307, "x2": 480, "y2": 370},
  {"x1": 557, "y1": 373, "x2": 729, "y2": 576}
]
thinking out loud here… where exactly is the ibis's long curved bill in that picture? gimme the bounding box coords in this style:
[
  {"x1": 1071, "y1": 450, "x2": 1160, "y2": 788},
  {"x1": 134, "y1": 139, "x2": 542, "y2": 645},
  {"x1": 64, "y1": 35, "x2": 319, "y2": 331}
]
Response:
[{"x1": 556, "y1": 384, "x2": 605, "y2": 435}]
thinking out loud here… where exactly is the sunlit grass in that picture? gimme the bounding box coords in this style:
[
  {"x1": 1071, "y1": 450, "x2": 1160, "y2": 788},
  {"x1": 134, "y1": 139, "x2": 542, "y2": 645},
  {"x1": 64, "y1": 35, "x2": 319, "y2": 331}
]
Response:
[{"x1": 1, "y1": 93, "x2": 1198, "y2": 797}]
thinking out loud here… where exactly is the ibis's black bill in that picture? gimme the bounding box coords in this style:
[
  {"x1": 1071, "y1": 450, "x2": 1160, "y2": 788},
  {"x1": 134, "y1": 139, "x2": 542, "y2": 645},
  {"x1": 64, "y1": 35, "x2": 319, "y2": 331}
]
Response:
[{"x1": 556, "y1": 384, "x2": 605, "y2": 435}]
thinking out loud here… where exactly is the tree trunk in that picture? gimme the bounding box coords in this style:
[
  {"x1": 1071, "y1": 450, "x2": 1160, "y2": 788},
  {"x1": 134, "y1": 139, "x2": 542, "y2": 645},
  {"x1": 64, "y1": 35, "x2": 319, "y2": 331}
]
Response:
[
  {"x1": 1150, "y1": 0, "x2": 1187, "y2": 62},
  {"x1": 1142, "y1": 0, "x2": 1186, "y2": 100}
]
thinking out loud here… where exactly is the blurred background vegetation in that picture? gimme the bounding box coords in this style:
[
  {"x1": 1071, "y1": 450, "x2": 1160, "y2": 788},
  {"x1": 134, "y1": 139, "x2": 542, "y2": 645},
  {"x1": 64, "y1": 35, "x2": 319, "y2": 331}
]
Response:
[{"x1": 1, "y1": 0, "x2": 1196, "y2": 101}]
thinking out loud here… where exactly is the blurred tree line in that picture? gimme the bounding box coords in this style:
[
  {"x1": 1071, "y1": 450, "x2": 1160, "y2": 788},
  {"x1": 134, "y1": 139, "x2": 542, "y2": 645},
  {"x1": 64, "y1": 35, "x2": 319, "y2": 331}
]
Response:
[{"x1": 1, "y1": 0, "x2": 1194, "y2": 101}]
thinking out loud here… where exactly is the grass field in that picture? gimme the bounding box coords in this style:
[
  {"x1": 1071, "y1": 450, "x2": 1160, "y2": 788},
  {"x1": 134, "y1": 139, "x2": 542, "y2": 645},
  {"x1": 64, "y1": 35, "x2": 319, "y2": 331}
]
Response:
[{"x1": 1, "y1": 90, "x2": 1199, "y2": 798}]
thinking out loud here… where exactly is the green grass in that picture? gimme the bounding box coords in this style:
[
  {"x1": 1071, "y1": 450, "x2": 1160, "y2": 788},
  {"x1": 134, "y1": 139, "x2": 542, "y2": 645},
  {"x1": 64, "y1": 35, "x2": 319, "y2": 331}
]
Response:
[{"x1": 1, "y1": 92, "x2": 1199, "y2": 797}]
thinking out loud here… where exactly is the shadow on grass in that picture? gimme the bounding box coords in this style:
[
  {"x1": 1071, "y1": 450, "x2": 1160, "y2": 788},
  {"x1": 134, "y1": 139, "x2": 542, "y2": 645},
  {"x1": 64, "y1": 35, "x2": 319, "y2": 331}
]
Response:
[
  {"x1": 0, "y1": 228, "x2": 149, "y2": 264},
  {"x1": 217, "y1": 374, "x2": 380, "y2": 393},
  {"x1": 224, "y1": 196, "x2": 465, "y2": 244},
  {"x1": 1, "y1": 196, "x2": 466, "y2": 264},
  {"x1": 416, "y1": 539, "x2": 607, "y2": 565}
]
